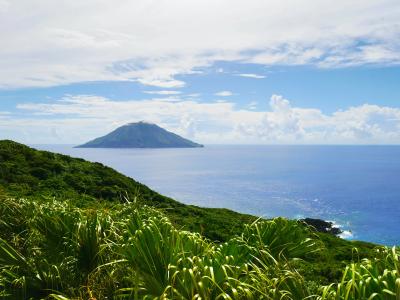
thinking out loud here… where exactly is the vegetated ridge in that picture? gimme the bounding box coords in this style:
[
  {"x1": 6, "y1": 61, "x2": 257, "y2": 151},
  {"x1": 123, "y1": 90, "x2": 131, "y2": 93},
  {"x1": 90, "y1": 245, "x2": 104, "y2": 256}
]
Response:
[
  {"x1": 0, "y1": 140, "x2": 396, "y2": 300},
  {"x1": 76, "y1": 121, "x2": 204, "y2": 148}
]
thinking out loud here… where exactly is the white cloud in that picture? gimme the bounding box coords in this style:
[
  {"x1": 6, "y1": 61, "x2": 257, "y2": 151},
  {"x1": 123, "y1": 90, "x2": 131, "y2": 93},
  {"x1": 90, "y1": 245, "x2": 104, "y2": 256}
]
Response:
[
  {"x1": 144, "y1": 90, "x2": 182, "y2": 95},
  {"x1": 135, "y1": 78, "x2": 185, "y2": 88},
  {"x1": 187, "y1": 93, "x2": 201, "y2": 98},
  {"x1": 6, "y1": 94, "x2": 400, "y2": 144},
  {"x1": 248, "y1": 101, "x2": 258, "y2": 110},
  {"x1": 237, "y1": 73, "x2": 266, "y2": 79},
  {"x1": 0, "y1": 0, "x2": 9, "y2": 13},
  {"x1": 0, "y1": 0, "x2": 399, "y2": 88},
  {"x1": 215, "y1": 91, "x2": 233, "y2": 97}
]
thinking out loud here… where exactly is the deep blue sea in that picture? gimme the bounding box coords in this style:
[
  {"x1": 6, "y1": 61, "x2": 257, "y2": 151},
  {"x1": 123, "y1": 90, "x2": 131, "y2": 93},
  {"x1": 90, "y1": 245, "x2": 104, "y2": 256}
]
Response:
[{"x1": 35, "y1": 145, "x2": 400, "y2": 246}]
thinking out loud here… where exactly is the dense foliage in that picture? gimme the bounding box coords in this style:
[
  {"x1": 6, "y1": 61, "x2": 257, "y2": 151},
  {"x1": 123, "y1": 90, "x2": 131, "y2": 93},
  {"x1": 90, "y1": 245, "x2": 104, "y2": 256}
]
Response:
[{"x1": 0, "y1": 195, "x2": 398, "y2": 299}]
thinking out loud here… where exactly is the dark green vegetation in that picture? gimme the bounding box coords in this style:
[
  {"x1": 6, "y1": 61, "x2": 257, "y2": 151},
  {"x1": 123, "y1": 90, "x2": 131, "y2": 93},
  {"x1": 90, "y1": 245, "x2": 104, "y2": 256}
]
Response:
[
  {"x1": 0, "y1": 140, "x2": 251, "y2": 242},
  {"x1": 0, "y1": 140, "x2": 398, "y2": 299},
  {"x1": 77, "y1": 122, "x2": 203, "y2": 148},
  {"x1": 301, "y1": 218, "x2": 342, "y2": 235}
]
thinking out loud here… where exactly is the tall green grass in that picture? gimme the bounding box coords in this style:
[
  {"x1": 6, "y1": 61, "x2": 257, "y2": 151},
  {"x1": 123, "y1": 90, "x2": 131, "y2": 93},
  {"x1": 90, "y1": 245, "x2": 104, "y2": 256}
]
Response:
[
  {"x1": 319, "y1": 247, "x2": 400, "y2": 300},
  {"x1": 0, "y1": 195, "x2": 398, "y2": 299}
]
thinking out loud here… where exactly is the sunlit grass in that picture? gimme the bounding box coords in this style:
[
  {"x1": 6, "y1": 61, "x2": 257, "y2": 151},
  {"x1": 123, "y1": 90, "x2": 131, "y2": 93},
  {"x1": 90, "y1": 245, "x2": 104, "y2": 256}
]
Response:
[{"x1": 318, "y1": 247, "x2": 400, "y2": 300}]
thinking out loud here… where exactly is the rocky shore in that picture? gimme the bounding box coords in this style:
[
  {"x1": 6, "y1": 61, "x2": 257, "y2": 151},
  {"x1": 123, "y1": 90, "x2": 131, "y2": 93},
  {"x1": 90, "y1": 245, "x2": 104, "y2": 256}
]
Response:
[{"x1": 301, "y1": 218, "x2": 343, "y2": 236}]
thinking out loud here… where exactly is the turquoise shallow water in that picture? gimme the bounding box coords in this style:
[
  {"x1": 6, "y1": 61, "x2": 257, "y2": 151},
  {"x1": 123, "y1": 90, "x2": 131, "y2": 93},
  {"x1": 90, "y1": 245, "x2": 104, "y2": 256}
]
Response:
[{"x1": 36, "y1": 145, "x2": 400, "y2": 246}]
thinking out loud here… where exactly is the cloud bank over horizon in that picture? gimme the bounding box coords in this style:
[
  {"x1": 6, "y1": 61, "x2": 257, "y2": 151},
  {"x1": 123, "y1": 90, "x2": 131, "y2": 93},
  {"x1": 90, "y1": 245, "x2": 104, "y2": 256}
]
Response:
[
  {"x1": 0, "y1": 0, "x2": 399, "y2": 89},
  {"x1": 2, "y1": 94, "x2": 399, "y2": 145}
]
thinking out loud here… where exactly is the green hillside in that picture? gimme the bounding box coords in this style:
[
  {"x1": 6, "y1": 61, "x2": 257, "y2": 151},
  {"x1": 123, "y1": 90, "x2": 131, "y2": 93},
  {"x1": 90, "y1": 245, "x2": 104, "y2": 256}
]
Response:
[
  {"x1": 0, "y1": 140, "x2": 252, "y2": 241},
  {"x1": 77, "y1": 122, "x2": 203, "y2": 148},
  {"x1": 0, "y1": 140, "x2": 397, "y2": 299}
]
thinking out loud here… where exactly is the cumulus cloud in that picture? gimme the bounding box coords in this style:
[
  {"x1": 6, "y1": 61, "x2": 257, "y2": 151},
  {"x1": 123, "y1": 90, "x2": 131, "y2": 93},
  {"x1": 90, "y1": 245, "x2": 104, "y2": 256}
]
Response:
[
  {"x1": 0, "y1": 0, "x2": 399, "y2": 88},
  {"x1": 6, "y1": 94, "x2": 400, "y2": 144},
  {"x1": 215, "y1": 91, "x2": 233, "y2": 97}
]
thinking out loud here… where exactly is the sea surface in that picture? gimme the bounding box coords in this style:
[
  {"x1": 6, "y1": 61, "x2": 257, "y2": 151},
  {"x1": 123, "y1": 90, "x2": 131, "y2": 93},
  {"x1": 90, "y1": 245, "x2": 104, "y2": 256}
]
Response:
[{"x1": 35, "y1": 144, "x2": 400, "y2": 246}]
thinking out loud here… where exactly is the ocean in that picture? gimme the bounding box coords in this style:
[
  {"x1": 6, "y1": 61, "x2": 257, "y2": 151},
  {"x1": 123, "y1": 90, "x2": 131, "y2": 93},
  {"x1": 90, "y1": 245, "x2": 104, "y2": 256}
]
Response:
[{"x1": 35, "y1": 144, "x2": 400, "y2": 246}]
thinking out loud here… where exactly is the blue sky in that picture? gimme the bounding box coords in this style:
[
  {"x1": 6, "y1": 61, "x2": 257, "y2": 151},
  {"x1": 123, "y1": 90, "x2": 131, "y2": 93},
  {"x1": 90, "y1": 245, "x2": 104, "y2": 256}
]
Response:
[
  {"x1": 3, "y1": 64, "x2": 400, "y2": 113},
  {"x1": 0, "y1": 0, "x2": 400, "y2": 144}
]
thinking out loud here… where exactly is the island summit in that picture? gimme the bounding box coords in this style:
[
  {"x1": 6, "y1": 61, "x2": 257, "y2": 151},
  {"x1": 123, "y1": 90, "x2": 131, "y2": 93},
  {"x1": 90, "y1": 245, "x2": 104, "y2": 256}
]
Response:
[{"x1": 76, "y1": 122, "x2": 204, "y2": 148}]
